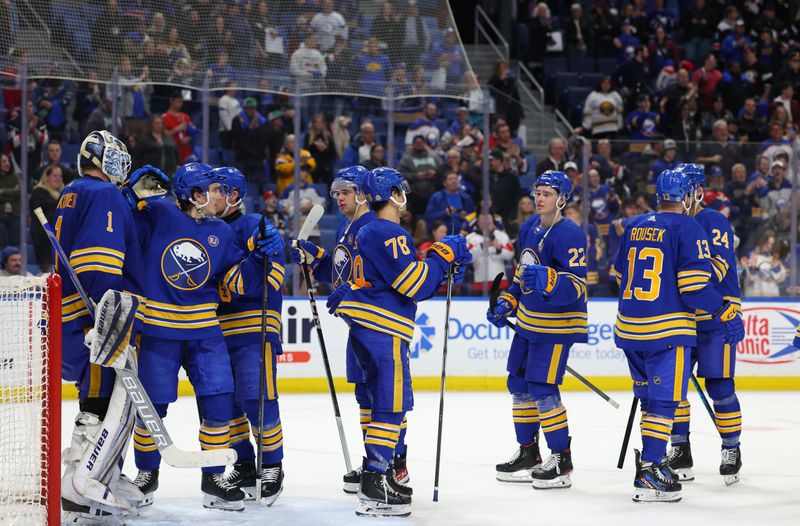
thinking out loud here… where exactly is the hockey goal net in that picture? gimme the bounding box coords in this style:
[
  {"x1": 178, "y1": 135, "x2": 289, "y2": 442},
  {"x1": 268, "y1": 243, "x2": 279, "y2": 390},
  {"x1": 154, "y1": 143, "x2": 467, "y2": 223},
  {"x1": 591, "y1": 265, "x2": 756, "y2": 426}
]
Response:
[{"x1": 0, "y1": 275, "x2": 61, "y2": 526}]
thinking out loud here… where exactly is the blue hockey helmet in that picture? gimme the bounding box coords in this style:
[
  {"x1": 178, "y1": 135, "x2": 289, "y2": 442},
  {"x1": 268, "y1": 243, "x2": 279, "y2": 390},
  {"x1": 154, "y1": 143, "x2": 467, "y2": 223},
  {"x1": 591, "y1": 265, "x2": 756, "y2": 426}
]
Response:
[
  {"x1": 213, "y1": 166, "x2": 248, "y2": 199},
  {"x1": 360, "y1": 167, "x2": 410, "y2": 203},
  {"x1": 676, "y1": 163, "x2": 706, "y2": 189},
  {"x1": 330, "y1": 165, "x2": 369, "y2": 197},
  {"x1": 655, "y1": 168, "x2": 693, "y2": 204},
  {"x1": 534, "y1": 170, "x2": 572, "y2": 200},
  {"x1": 77, "y1": 130, "x2": 132, "y2": 187},
  {"x1": 173, "y1": 162, "x2": 215, "y2": 203}
]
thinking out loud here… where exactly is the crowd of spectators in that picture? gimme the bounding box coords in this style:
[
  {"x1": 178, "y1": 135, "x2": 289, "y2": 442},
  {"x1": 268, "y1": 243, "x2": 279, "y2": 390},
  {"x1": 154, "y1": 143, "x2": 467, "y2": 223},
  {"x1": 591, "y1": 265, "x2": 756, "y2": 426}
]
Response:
[{"x1": 1, "y1": 0, "x2": 799, "y2": 297}]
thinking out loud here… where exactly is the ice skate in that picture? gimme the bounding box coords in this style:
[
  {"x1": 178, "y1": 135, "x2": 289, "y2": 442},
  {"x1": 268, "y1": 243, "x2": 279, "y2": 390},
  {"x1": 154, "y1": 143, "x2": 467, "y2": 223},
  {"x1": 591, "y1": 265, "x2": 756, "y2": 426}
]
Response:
[
  {"x1": 496, "y1": 435, "x2": 542, "y2": 483},
  {"x1": 632, "y1": 450, "x2": 682, "y2": 503},
  {"x1": 257, "y1": 464, "x2": 284, "y2": 507},
  {"x1": 667, "y1": 442, "x2": 694, "y2": 481},
  {"x1": 531, "y1": 438, "x2": 572, "y2": 489},
  {"x1": 720, "y1": 447, "x2": 742, "y2": 486},
  {"x1": 356, "y1": 470, "x2": 411, "y2": 518},
  {"x1": 131, "y1": 469, "x2": 159, "y2": 508},
  {"x1": 226, "y1": 461, "x2": 257, "y2": 500},
  {"x1": 201, "y1": 472, "x2": 245, "y2": 511}
]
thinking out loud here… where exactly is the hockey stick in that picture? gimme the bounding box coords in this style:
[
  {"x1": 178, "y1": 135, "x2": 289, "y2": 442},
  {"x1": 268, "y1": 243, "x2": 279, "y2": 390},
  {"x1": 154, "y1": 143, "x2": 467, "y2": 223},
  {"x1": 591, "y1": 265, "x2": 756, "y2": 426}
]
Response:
[
  {"x1": 690, "y1": 374, "x2": 714, "y2": 420},
  {"x1": 35, "y1": 208, "x2": 236, "y2": 468},
  {"x1": 489, "y1": 273, "x2": 620, "y2": 409},
  {"x1": 298, "y1": 204, "x2": 353, "y2": 474},
  {"x1": 433, "y1": 264, "x2": 455, "y2": 503},
  {"x1": 617, "y1": 397, "x2": 639, "y2": 469},
  {"x1": 256, "y1": 214, "x2": 270, "y2": 504}
]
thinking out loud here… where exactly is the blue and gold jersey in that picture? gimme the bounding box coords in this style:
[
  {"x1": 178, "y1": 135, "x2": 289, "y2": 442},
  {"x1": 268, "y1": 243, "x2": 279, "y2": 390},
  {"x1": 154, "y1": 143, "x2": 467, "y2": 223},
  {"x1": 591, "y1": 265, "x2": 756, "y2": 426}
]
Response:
[
  {"x1": 316, "y1": 211, "x2": 376, "y2": 289},
  {"x1": 134, "y1": 200, "x2": 265, "y2": 340},
  {"x1": 607, "y1": 216, "x2": 637, "y2": 275},
  {"x1": 613, "y1": 212, "x2": 724, "y2": 351},
  {"x1": 694, "y1": 208, "x2": 741, "y2": 332},
  {"x1": 55, "y1": 176, "x2": 143, "y2": 329},
  {"x1": 586, "y1": 222, "x2": 603, "y2": 289},
  {"x1": 502, "y1": 216, "x2": 588, "y2": 344},
  {"x1": 337, "y1": 219, "x2": 447, "y2": 343},
  {"x1": 217, "y1": 211, "x2": 285, "y2": 348}
]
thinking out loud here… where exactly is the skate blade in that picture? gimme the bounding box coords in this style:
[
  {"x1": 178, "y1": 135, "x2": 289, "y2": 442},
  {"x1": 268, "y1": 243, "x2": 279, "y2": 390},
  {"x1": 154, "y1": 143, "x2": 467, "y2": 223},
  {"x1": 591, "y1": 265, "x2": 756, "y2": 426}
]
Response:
[
  {"x1": 632, "y1": 488, "x2": 682, "y2": 503},
  {"x1": 531, "y1": 474, "x2": 572, "y2": 490},
  {"x1": 134, "y1": 493, "x2": 155, "y2": 508},
  {"x1": 673, "y1": 467, "x2": 695, "y2": 481},
  {"x1": 240, "y1": 485, "x2": 257, "y2": 501},
  {"x1": 356, "y1": 500, "x2": 411, "y2": 518},
  {"x1": 496, "y1": 469, "x2": 534, "y2": 483},
  {"x1": 723, "y1": 474, "x2": 740, "y2": 486},
  {"x1": 258, "y1": 486, "x2": 283, "y2": 507},
  {"x1": 202, "y1": 495, "x2": 245, "y2": 512},
  {"x1": 343, "y1": 481, "x2": 360, "y2": 494}
]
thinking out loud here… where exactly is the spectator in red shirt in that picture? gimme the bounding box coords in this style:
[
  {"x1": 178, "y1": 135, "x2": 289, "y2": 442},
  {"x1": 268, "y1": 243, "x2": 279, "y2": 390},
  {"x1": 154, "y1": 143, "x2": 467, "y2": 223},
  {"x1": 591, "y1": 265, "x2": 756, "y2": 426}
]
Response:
[
  {"x1": 691, "y1": 53, "x2": 722, "y2": 109},
  {"x1": 161, "y1": 91, "x2": 193, "y2": 162}
]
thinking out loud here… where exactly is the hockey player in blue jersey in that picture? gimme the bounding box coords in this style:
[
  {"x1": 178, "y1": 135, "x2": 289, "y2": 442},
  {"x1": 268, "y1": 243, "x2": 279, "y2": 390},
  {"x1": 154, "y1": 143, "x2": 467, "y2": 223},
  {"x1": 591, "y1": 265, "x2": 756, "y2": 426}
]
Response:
[
  {"x1": 667, "y1": 163, "x2": 744, "y2": 485},
  {"x1": 56, "y1": 130, "x2": 147, "y2": 522},
  {"x1": 614, "y1": 168, "x2": 744, "y2": 502},
  {"x1": 212, "y1": 166, "x2": 286, "y2": 505},
  {"x1": 329, "y1": 167, "x2": 472, "y2": 517},
  {"x1": 125, "y1": 163, "x2": 284, "y2": 511},
  {"x1": 487, "y1": 171, "x2": 588, "y2": 490},
  {"x1": 291, "y1": 166, "x2": 411, "y2": 493},
  {"x1": 564, "y1": 203, "x2": 604, "y2": 294}
]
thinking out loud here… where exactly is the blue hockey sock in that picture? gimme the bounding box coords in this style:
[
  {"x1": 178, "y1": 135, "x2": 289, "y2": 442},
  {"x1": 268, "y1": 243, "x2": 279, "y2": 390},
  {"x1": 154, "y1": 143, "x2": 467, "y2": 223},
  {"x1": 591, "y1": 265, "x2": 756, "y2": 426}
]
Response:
[
  {"x1": 198, "y1": 394, "x2": 234, "y2": 474},
  {"x1": 395, "y1": 415, "x2": 408, "y2": 457},
  {"x1": 229, "y1": 412, "x2": 255, "y2": 463},
  {"x1": 511, "y1": 393, "x2": 540, "y2": 446},
  {"x1": 133, "y1": 403, "x2": 168, "y2": 472},
  {"x1": 641, "y1": 400, "x2": 677, "y2": 464},
  {"x1": 359, "y1": 407, "x2": 372, "y2": 440},
  {"x1": 243, "y1": 398, "x2": 284, "y2": 466},
  {"x1": 670, "y1": 399, "x2": 691, "y2": 445},
  {"x1": 364, "y1": 411, "x2": 404, "y2": 474}
]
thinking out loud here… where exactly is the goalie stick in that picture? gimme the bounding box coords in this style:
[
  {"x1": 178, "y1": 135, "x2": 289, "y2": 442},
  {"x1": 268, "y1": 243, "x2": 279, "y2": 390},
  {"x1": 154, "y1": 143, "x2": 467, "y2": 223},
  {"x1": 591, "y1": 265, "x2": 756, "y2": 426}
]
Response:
[
  {"x1": 34, "y1": 207, "x2": 236, "y2": 468},
  {"x1": 298, "y1": 204, "x2": 353, "y2": 474},
  {"x1": 489, "y1": 273, "x2": 620, "y2": 409}
]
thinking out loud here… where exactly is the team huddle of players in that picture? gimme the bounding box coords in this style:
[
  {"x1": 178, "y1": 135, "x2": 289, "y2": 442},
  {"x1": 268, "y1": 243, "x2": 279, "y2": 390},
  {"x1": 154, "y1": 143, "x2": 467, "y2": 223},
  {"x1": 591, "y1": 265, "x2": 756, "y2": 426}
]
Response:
[{"x1": 53, "y1": 129, "x2": 800, "y2": 522}]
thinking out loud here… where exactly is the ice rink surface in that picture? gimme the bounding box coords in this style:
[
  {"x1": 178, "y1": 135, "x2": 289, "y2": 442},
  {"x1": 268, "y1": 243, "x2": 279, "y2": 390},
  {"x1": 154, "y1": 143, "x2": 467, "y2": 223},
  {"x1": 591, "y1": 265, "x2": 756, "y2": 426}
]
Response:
[{"x1": 61, "y1": 390, "x2": 800, "y2": 526}]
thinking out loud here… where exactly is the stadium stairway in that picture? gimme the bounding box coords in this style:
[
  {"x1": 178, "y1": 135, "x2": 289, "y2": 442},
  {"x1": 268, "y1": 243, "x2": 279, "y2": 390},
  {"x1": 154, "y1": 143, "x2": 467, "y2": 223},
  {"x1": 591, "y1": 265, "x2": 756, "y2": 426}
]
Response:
[{"x1": 464, "y1": 45, "x2": 568, "y2": 160}]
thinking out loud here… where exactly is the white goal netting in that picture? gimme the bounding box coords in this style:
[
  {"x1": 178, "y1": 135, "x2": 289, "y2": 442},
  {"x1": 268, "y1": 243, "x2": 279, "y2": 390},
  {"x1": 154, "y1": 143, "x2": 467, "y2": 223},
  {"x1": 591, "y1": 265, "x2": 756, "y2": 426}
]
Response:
[{"x1": 0, "y1": 276, "x2": 59, "y2": 526}]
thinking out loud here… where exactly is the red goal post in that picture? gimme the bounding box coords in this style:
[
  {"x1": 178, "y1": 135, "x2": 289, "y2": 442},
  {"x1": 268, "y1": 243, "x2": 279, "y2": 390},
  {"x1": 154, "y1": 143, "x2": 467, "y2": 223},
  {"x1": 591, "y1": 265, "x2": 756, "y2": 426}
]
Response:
[{"x1": 0, "y1": 274, "x2": 61, "y2": 525}]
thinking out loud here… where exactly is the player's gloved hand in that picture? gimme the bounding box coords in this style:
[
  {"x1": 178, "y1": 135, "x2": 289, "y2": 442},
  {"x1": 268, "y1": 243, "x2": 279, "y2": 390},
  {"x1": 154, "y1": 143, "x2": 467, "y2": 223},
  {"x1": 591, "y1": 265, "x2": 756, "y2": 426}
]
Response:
[
  {"x1": 714, "y1": 301, "x2": 745, "y2": 344},
  {"x1": 123, "y1": 165, "x2": 169, "y2": 208},
  {"x1": 291, "y1": 239, "x2": 324, "y2": 271},
  {"x1": 326, "y1": 282, "x2": 351, "y2": 315},
  {"x1": 427, "y1": 235, "x2": 472, "y2": 272},
  {"x1": 451, "y1": 264, "x2": 466, "y2": 285},
  {"x1": 521, "y1": 264, "x2": 558, "y2": 295},
  {"x1": 486, "y1": 296, "x2": 515, "y2": 328},
  {"x1": 248, "y1": 222, "x2": 284, "y2": 259}
]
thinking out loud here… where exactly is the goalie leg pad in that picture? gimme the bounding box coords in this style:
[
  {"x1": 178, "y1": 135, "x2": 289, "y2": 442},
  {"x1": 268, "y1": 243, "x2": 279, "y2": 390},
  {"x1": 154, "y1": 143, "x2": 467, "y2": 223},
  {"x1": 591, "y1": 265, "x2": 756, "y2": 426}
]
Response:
[{"x1": 67, "y1": 373, "x2": 137, "y2": 512}]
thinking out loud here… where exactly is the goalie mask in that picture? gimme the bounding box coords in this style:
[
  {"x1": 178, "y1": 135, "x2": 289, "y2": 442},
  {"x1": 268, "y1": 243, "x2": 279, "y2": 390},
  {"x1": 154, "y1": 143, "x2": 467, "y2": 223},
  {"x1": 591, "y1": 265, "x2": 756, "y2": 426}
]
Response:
[{"x1": 78, "y1": 131, "x2": 132, "y2": 187}]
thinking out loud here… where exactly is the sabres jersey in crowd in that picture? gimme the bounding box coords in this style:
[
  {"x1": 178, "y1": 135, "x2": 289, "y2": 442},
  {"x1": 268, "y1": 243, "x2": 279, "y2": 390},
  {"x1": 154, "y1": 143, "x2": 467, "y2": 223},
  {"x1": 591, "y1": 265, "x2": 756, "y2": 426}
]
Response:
[
  {"x1": 133, "y1": 199, "x2": 265, "y2": 340},
  {"x1": 585, "y1": 221, "x2": 603, "y2": 289},
  {"x1": 315, "y1": 211, "x2": 376, "y2": 288},
  {"x1": 55, "y1": 176, "x2": 143, "y2": 329},
  {"x1": 217, "y1": 210, "x2": 285, "y2": 349},
  {"x1": 613, "y1": 212, "x2": 724, "y2": 351},
  {"x1": 336, "y1": 219, "x2": 447, "y2": 343},
  {"x1": 694, "y1": 207, "x2": 741, "y2": 332},
  {"x1": 500, "y1": 216, "x2": 588, "y2": 344}
]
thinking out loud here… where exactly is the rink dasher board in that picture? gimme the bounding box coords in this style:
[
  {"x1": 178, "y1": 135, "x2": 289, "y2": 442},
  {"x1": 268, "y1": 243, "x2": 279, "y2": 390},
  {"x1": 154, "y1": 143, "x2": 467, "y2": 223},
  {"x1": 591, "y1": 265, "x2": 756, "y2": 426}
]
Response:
[{"x1": 61, "y1": 298, "x2": 800, "y2": 398}]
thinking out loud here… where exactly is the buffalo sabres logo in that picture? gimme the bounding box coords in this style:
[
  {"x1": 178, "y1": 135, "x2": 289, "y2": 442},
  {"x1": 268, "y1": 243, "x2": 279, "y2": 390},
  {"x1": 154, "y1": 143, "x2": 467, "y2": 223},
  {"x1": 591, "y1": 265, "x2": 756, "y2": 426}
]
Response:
[
  {"x1": 161, "y1": 238, "x2": 211, "y2": 291},
  {"x1": 519, "y1": 248, "x2": 541, "y2": 295},
  {"x1": 208, "y1": 235, "x2": 219, "y2": 247},
  {"x1": 332, "y1": 244, "x2": 353, "y2": 288}
]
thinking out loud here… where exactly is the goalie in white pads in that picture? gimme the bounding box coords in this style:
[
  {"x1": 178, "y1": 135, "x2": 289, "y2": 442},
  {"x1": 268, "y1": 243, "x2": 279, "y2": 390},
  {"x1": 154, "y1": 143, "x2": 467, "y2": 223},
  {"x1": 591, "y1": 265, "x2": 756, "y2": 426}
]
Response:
[{"x1": 55, "y1": 131, "x2": 146, "y2": 524}]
